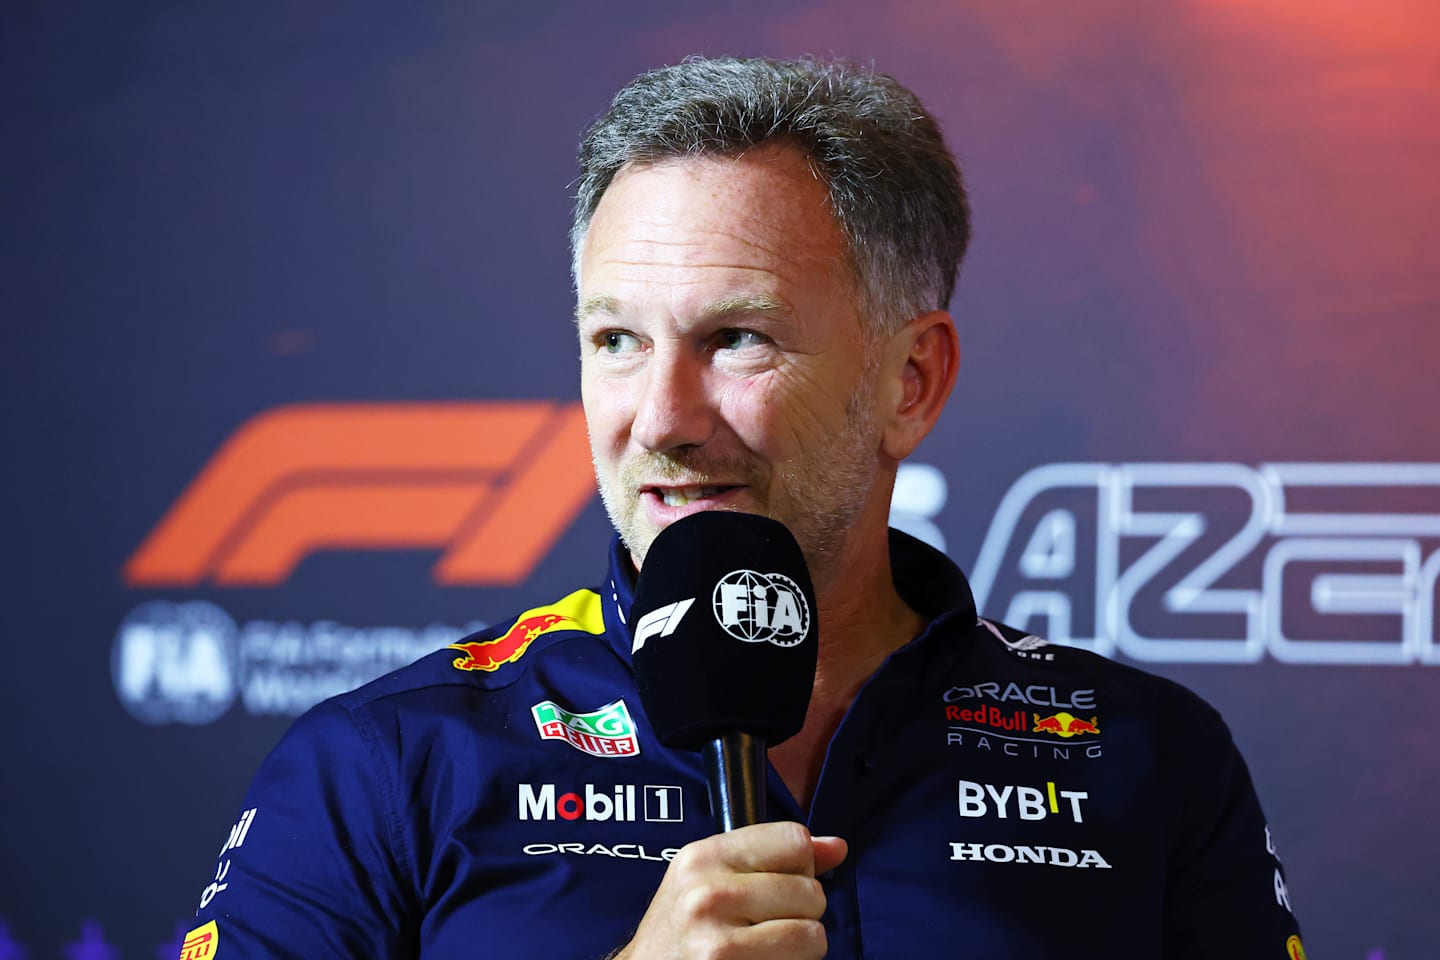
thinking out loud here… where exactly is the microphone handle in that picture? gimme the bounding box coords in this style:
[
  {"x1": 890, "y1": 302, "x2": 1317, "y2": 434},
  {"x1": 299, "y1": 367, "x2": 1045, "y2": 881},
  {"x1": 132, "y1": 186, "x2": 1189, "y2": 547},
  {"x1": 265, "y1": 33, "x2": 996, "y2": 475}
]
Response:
[{"x1": 703, "y1": 731, "x2": 767, "y2": 831}]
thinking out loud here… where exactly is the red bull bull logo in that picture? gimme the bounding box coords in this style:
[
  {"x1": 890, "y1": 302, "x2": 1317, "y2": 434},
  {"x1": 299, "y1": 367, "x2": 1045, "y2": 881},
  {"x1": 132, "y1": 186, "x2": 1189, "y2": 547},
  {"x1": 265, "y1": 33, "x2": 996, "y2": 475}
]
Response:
[
  {"x1": 1032, "y1": 712, "x2": 1101, "y2": 738},
  {"x1": 1285, "y1": 935, "x2": 1306, "y2": 960},
  {"x1": 451, "y1": 614, "x2": 572, "y2": 671},
  {"x1": 448, "y1": 589, "x2": 605, "y2": 672}
]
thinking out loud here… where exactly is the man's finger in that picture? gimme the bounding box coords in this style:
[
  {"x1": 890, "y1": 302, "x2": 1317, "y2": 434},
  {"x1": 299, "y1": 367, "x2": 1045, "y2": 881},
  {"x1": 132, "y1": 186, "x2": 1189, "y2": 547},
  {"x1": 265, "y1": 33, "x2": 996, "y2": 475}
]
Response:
[
  {"x1": 704, "y1": 821, "x2": 818, "y2": 876},
  {"x1": 729, "y1": 873, "x2": 828, "y2": 924},
  {"x1": 731, "y1": 917, "x2": 829, "y2": 960},
  {"x1": 812, "y1": 835, "x2": 848, "y2": 877}
]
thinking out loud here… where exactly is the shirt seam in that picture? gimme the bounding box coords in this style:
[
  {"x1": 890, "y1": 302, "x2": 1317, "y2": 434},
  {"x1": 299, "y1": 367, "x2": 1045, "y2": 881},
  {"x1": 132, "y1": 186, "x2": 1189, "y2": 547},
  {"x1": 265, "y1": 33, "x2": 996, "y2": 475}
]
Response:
[{"x1": 342, "y1": 700, "x2": 420, "y2": 913}]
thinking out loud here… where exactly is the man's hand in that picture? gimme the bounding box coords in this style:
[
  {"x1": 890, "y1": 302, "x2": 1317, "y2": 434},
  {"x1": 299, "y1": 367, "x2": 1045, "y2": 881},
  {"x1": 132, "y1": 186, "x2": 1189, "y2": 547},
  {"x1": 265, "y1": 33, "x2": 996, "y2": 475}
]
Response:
[{"x1": 614, "y1": 822, "x2": 848, "y2": 960}]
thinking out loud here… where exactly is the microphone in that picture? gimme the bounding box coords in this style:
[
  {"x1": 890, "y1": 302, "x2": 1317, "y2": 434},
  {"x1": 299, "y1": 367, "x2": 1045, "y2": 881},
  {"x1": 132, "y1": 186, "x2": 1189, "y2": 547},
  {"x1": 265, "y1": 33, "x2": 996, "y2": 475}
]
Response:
[{"x1": 631, "y1": 511, "x2": 817, "y2": 832}]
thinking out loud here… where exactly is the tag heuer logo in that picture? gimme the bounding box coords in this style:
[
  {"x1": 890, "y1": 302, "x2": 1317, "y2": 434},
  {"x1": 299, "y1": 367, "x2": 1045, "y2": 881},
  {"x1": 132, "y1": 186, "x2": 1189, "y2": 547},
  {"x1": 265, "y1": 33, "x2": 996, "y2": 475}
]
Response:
[{"x1": 531, "y1": 698, "x2": 640, "y2": 758}]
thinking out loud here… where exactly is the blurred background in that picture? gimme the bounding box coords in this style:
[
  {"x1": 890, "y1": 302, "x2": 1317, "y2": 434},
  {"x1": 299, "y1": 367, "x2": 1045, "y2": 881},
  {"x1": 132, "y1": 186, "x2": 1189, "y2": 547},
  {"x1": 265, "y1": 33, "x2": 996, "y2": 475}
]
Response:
[{"x1": 3, "y1": 1, "x2": 1437, "y2": 956}]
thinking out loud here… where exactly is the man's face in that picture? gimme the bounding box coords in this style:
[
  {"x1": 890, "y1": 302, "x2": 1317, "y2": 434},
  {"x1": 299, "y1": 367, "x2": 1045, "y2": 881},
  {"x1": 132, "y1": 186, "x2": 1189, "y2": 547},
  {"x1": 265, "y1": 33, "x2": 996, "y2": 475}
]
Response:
[{"x1": 576, "y1": 143, "x2": 886, "y2": 581}]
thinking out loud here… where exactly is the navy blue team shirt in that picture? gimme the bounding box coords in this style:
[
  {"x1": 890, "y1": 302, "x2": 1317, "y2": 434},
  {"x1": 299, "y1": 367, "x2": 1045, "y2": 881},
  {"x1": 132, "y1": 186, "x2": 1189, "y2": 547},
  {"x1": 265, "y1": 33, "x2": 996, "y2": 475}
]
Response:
[{"x1": 183, "y1": 531, "x2": 1305, "y2": 959}]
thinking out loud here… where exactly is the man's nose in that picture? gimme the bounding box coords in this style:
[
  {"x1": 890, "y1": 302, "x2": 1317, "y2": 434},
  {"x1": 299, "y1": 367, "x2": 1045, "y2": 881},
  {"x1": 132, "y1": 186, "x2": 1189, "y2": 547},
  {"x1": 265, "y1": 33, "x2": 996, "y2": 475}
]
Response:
[{"x1": 631, "y1": 347, "x2": 714, "y2": 452}]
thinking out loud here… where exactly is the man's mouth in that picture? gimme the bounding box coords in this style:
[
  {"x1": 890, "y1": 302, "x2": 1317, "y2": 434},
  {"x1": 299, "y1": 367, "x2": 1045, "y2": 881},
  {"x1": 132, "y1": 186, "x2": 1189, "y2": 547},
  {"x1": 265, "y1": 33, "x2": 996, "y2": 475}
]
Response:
[{"x1": 647, "y1": 485, "x2": 736, "y2": 507}]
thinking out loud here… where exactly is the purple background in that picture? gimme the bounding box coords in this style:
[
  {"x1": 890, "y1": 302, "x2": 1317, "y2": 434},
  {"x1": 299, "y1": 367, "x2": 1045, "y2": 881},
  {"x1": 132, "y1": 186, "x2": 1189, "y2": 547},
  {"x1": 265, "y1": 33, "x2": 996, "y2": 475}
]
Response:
[{"x1": 4, "y1": 1, "x2": 1437, "y2": 957}]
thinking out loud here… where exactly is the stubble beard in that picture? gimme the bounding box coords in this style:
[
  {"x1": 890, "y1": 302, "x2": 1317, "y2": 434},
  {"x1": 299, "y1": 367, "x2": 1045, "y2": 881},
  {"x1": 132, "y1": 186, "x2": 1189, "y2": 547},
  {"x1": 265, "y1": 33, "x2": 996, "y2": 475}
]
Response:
[{"x1": 591, "y1": 371, "x2": 882, "y2": 588}]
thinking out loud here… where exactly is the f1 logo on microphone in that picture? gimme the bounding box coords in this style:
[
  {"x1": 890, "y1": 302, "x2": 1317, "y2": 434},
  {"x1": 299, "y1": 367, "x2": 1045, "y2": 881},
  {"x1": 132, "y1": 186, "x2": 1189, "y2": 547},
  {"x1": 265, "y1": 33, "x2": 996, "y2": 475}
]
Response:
[
  {"x1": 712, "y1": 570, "x2": 810, "y2": 647},
  {"x1": 631, "y1": 599, "x2": 696, "y2": 654}
]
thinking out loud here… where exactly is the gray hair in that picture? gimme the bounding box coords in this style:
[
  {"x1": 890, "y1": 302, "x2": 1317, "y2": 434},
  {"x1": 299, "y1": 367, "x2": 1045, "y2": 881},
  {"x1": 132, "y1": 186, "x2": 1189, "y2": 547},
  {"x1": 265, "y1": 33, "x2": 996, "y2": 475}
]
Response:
[{"x1": 570, "y1": 56, "x2": 971, "y2": 333}]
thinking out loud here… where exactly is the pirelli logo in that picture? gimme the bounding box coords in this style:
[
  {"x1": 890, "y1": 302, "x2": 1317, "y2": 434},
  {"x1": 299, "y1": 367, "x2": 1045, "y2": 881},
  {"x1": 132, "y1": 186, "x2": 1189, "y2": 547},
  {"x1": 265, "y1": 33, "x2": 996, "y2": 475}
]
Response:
[{"x1": 125, "y1": 401, "x2": 595, "y2": 586}]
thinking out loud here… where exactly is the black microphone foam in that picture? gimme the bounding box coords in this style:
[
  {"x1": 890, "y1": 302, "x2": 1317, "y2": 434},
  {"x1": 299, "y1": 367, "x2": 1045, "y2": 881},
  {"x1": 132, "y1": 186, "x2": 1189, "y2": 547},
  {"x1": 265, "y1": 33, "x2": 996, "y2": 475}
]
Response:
[{"x1": 631, "y1": 511, "x2": 818, "y2": 751}]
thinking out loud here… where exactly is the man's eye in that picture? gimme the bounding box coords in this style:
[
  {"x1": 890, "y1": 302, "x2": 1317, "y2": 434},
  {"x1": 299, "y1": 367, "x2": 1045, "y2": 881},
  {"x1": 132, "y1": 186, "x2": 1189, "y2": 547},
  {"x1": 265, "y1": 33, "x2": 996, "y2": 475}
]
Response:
[
  {"x1": 718, "y1": 329, "x2": 766, "y2": 350},
  {"x1": 601, "y1": 331, "x2": 639, "y2": 353}
]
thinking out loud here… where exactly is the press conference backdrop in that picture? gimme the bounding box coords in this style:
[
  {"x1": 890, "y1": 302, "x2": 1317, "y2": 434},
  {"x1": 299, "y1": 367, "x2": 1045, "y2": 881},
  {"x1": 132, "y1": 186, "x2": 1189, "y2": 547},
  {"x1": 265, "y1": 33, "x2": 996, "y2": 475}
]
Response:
[{"x1": 3, "y1": 1, "x2": 1436, "y2": 957}]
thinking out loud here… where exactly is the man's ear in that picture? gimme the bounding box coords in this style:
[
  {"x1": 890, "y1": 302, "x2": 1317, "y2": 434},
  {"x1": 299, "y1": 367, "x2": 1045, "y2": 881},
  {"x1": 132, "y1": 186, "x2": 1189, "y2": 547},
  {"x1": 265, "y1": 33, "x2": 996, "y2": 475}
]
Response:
[{"x1": 879, "y1": 311, "x2": 960, "y2": 462}]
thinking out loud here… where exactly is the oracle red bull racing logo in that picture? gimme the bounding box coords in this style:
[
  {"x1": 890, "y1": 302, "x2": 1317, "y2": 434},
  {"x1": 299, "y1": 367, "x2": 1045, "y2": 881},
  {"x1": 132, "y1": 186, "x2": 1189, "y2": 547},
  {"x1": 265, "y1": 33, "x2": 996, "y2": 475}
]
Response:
[
  {"x1": 944, "y1": 680, "x2": 1103, "y2": 760},
  {"x1": 1032, "y1": 712, "x2": 1101, "y2": 738}
]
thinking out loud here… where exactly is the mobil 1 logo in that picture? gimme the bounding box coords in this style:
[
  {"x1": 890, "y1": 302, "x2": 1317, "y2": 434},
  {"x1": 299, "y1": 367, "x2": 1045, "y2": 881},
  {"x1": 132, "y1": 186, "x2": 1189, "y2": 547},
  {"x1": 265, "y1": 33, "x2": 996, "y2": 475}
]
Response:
[{"x1": 518, "y1": 783, "x2": 684, "y2": 823}]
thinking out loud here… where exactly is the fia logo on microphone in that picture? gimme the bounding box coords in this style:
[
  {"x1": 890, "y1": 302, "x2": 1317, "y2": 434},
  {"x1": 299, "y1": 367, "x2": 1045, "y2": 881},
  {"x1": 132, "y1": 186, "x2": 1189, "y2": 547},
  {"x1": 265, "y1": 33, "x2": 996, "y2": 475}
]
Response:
[{"x1": 712, "y1": 570, "x2": 810, "y2": 647}]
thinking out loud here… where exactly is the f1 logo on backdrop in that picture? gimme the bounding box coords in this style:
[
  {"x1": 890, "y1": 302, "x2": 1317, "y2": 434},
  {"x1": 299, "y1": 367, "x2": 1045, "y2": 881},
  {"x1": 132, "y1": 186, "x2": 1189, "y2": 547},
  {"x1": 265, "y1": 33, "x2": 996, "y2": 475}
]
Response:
[
  {"x1": 113, "y1": 401, "x2": 595, "y2": 725},
  {"x1": 124, "y1": 401, "x2": 596, "y2": 587},
  {"x1": 970, "y1": 463, "x2": 1440, "y2": 666}
]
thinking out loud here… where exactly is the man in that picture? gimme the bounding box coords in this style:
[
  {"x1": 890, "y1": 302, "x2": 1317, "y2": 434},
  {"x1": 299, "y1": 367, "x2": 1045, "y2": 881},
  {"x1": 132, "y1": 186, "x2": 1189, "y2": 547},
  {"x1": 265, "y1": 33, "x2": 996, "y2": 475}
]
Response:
[{"x1": 183, "y1": 57, "x2": 1304, "y2": 959}]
